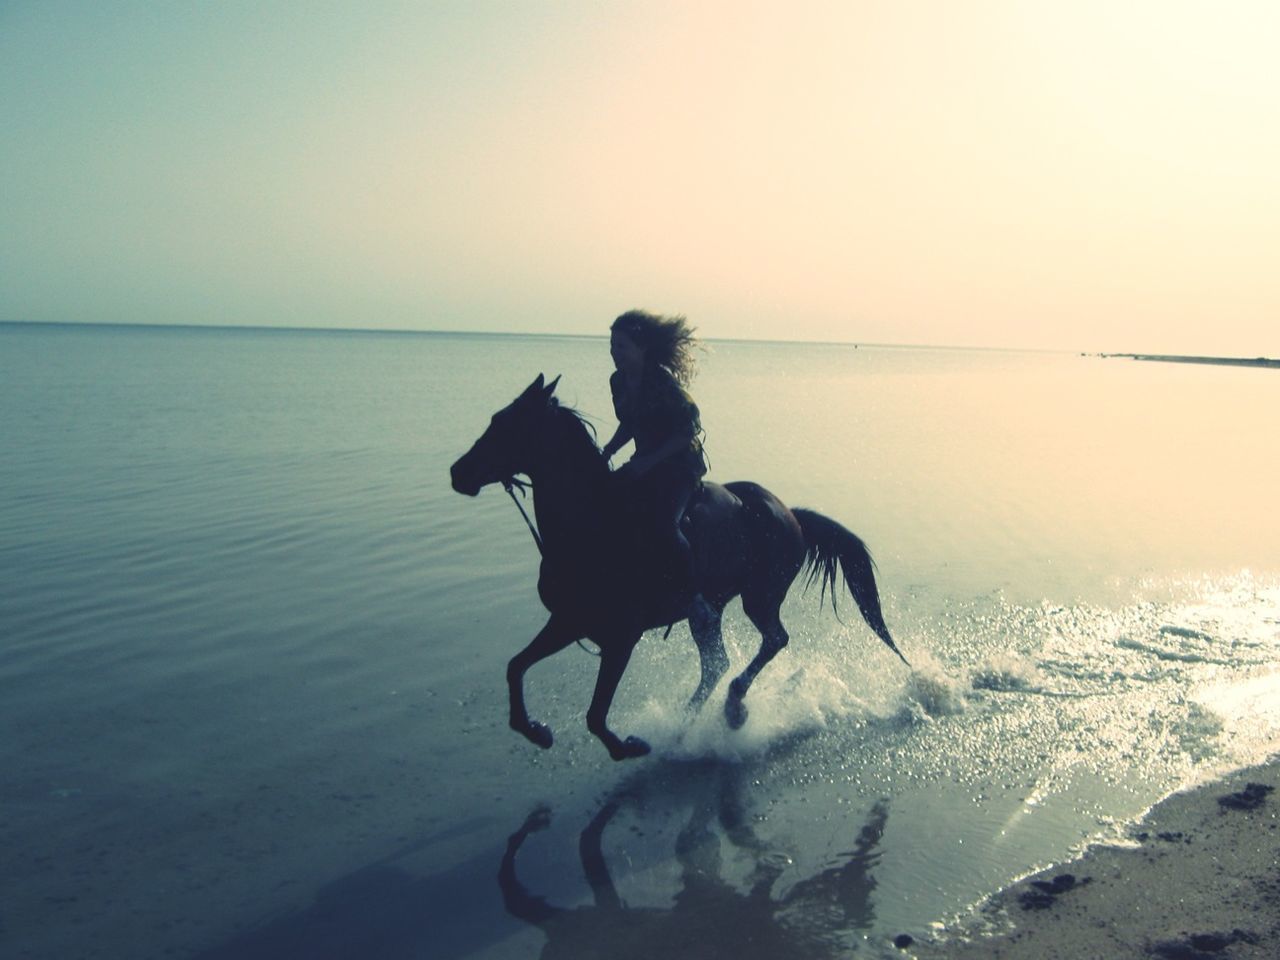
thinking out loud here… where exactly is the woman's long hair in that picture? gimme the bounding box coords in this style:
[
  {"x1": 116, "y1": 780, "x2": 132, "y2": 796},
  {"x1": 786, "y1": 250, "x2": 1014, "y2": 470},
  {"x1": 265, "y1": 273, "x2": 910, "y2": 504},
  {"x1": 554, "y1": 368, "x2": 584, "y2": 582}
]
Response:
[{"x1": 611, "y1": 309, "x2": 700, "y2": 386}]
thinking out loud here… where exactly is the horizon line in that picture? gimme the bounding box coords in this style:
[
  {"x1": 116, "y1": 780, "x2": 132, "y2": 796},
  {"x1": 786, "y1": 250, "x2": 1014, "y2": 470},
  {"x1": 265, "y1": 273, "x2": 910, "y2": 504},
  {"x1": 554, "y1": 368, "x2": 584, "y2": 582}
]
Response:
[
  {"x1": 0, "y1": 317, "x2": 1083, "y2": 355},
  {"x1": 9, "y1": 318, "x2": 1273, "y2": 362}
]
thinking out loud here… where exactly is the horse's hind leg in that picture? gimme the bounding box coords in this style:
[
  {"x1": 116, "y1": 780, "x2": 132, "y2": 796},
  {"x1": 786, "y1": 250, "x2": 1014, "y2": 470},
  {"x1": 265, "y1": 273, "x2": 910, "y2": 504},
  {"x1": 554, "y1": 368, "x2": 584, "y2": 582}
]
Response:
[
  {"x1": 725, "y1": 596, "x2": 789, "y2": 730},
  {"x1": 509, "y1": 616, "x2": 579, "y2": 749},
  {"x1": 687, "y1": 598, "x2": 728, "y2": 714}
]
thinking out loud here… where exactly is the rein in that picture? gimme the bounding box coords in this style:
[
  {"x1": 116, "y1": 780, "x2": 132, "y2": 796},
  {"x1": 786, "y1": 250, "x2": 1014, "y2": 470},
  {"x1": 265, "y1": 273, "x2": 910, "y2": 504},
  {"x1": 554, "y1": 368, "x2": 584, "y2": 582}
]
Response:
[
  {"x1": 502, "y1": 476, "x2": 543, "y2": 554},
  {"x1": 501, "y1": 476, "x2": 602, "y2": 657}
]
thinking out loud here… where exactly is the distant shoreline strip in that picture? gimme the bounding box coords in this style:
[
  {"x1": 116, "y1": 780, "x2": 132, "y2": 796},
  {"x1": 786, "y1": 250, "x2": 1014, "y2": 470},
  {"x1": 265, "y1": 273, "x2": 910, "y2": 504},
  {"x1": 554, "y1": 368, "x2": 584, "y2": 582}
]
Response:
[{"x1": 1100, "y1": 353, "x2": 1280, "y2": 370}]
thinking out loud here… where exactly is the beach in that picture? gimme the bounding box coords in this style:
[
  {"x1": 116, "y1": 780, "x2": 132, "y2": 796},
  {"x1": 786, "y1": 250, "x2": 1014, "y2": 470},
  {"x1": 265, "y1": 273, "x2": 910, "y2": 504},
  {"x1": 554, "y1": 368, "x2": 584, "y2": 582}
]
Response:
[{"x1": 914, "y1": 759, "x2": 1280, "y2": 959}]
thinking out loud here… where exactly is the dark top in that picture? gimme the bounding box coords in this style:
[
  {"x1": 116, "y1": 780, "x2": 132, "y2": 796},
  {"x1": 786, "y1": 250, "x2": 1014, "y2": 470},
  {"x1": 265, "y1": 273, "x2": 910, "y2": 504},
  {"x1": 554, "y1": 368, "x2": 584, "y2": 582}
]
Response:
[{"x1": 610, "y1": 366, "x2": 707, "y2": 478}]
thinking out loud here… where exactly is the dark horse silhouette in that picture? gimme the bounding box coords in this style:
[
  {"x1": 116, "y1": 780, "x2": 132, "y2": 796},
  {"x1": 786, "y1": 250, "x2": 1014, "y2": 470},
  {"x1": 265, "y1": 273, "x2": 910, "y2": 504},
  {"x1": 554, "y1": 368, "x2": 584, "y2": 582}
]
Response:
[{"x1": 450, "y1": 374, "x2": 907, "y2": 760}]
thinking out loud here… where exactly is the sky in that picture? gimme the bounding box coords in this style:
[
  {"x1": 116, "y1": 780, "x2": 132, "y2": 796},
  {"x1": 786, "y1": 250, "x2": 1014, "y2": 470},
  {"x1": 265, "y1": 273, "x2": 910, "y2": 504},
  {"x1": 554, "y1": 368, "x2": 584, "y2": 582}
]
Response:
[{"x1": 2, "y1": 1, "x2": 1277, "y2": 353}]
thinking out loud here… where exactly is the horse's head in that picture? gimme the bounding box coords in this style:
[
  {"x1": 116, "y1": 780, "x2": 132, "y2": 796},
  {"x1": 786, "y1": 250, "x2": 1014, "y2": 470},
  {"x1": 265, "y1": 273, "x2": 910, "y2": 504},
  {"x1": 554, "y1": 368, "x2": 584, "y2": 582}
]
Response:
[{"x1": 451, "y1": 374, "x2": 562, "y2": 496}]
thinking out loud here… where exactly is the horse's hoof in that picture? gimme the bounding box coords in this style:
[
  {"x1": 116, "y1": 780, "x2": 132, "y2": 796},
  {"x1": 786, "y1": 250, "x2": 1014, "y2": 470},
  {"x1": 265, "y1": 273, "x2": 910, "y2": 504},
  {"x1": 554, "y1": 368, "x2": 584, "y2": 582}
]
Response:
[
  {"x1": 725, "y1": 697, "x2": 748, "y2": 730},
  {"x1": 610, "y1": 736, "x2": 651, "y2": 761},
  {"x1": 521, "y1": 721, "x2": 554, "y2": 750}
]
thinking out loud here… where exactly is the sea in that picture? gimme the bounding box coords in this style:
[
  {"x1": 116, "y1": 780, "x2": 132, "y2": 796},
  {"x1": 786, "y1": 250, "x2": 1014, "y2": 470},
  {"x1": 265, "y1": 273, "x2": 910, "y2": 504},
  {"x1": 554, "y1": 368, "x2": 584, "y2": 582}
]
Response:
[{"x1": 2, "y1": 321, "x2": 1278, "y2": 960}]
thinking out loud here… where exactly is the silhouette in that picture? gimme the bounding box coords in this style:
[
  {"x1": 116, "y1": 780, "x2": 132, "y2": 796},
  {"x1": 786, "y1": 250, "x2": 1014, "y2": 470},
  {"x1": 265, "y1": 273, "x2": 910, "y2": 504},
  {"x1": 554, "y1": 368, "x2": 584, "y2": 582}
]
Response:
[
  {"x1": 498, "y1": 764, "x2": 890, "y2": 959},
  {"x1": 450, "y1": 374, "x2": 908, "y2": 760},
  {"x1": 602, "y1": 310, "x2": 708, "y2": 620}
]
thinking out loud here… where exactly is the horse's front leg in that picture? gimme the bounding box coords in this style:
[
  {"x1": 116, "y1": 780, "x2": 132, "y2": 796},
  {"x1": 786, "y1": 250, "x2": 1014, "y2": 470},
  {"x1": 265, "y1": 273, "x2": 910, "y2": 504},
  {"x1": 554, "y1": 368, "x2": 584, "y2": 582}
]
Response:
[
  {"x1": 586, "y1": 636, "x2": 650, "y2": 761},
  {"x1": 499, "y1": 807, "x2": 562, "y2": 925},
  {"x1": 509, "y1": 616, "x2": 579, "y2": 749}
]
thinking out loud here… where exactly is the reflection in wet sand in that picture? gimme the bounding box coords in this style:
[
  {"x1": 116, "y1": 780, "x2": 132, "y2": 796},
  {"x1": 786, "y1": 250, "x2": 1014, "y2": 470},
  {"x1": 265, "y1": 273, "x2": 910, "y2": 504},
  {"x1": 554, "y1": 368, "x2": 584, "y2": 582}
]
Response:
[{"x1": 499, "y1": 763, "x2": 890, "y2": 959}]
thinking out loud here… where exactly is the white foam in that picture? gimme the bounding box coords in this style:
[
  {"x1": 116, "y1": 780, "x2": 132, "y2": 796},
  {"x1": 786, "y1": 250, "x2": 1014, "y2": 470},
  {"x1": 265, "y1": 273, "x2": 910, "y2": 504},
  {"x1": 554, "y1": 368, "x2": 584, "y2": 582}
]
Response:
[
  {"x1": 626, "y1": 641, "x2": 912, "y2": 761},
  {"x1": 903, "y1": 652, "x2": 968, "y2": 718},
  {"x1": 1192, "y1": 668, "x2": 1280, "y2": 768},
  {"x1": 630, "y1": 676, "x2": 830, "y2": 763},
  {"x1": 970, "y1": 653, "x2": 1041, "y2": 693}
]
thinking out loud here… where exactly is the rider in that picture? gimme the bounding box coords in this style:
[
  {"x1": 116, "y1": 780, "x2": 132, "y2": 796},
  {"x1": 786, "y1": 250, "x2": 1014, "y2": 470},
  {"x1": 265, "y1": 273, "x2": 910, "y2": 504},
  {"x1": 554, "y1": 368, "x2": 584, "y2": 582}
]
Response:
[{"x1": 601, "y1": 310, "x2": 708, "y2": 617}]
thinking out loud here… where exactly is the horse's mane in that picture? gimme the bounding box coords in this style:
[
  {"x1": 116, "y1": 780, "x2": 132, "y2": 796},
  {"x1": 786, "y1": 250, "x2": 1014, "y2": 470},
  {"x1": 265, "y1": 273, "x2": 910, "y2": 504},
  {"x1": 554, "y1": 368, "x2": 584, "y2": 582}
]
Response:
[{"x1": 546, "y1": 399, "x2": 608, "y2": 475}]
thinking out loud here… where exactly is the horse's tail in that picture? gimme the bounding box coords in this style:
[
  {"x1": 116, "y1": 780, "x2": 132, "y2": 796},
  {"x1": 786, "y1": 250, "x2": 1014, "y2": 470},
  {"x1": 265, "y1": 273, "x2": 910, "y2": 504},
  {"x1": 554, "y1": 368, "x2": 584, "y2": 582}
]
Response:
[{"x1": 793, "y1": 508, "x2": 910, "y2": 667}]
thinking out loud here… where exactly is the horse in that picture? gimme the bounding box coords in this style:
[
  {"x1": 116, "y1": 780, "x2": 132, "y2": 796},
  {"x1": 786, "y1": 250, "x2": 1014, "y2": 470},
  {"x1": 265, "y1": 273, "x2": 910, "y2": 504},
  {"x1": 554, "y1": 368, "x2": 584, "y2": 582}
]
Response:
[{"x1": 450, "y1": 374, "x2": 908, "y2": 761}]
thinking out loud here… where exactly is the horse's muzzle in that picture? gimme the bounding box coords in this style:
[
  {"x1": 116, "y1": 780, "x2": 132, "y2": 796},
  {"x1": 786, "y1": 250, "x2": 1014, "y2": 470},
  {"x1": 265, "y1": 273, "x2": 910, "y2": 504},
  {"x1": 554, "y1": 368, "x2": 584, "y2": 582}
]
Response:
[{"x1": 450, "y1": 458, "x2": 482, "y2": 496}]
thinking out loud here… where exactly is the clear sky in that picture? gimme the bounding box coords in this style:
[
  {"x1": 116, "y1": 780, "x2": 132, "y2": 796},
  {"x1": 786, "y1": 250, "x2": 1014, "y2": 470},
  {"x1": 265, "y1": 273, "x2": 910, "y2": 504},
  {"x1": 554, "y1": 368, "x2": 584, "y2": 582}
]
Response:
[{"x1": 2, "y1": 1, "x2": 1277, "y2": 353}]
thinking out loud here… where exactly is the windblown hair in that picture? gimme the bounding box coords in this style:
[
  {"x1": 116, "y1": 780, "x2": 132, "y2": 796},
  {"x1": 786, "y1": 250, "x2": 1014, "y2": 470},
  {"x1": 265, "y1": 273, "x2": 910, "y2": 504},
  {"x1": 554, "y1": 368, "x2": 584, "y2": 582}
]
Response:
[{"x1": 611, "y1": 309, "x2": 700, "y2": 386}]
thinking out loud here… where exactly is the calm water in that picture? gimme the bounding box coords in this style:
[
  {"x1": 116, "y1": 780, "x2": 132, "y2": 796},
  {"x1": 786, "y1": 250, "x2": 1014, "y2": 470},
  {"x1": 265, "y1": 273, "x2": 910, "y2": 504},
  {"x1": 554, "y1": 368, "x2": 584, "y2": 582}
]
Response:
[{"x1": 2, "y1": 322, "x2": 1278, "y2": 959}]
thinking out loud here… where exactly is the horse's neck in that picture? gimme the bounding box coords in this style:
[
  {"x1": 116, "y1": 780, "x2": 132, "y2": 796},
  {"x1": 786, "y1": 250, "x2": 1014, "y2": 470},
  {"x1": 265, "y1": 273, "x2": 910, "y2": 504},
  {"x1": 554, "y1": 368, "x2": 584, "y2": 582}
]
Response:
[{"x1": 529, "y1": 416, "x2": 612, "y2": 557}]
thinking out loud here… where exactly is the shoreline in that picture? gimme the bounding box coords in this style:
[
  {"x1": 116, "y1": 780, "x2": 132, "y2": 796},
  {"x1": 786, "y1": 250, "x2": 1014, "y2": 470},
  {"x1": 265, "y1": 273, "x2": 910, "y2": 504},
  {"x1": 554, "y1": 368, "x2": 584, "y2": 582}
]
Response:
[
  {"x1": 1098, "y1": 353, "x2": 1280, "y2": 369},
  {"x1": 912, "y1": 759, "x2": 1280, "y2": 959}
]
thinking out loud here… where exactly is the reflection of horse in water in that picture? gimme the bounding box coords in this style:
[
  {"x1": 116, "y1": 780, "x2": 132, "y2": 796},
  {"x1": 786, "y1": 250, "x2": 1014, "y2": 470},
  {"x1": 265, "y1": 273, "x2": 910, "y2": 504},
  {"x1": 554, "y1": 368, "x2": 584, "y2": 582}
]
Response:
[
  {"x1": 498, "y1": 765, "x2": 890, "y2": 959},
  {"x1": 451, "y1": 375, "x2": 909, "y2": 760}
]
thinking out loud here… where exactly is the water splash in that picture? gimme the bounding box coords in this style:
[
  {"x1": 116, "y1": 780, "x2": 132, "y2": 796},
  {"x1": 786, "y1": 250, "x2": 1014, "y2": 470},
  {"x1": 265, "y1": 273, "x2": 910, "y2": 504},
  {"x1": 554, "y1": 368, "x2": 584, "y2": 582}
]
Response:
[
  {"x1": 631, "y1": 661, "x2": 867, "y2": 762},
  {"x1": 903, "y1": 656, "x2": 968, "y2": 719},
  {"x1": 970, "y1": 654, "x2": 1042, "y2": 693}
]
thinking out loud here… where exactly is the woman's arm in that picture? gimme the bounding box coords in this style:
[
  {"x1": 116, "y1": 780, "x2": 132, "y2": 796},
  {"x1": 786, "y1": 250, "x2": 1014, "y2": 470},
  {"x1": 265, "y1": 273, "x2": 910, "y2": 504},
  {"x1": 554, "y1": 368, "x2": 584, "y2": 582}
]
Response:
[
  {"x1": 602, "y1": 423, "x2": 632, "y2": 463},
  {"x1": 624, "y1": 425, "x2": 694, "y2": 477},
  {"x1": 603, "y1": 370, "x2": 632, "y2": 463}
]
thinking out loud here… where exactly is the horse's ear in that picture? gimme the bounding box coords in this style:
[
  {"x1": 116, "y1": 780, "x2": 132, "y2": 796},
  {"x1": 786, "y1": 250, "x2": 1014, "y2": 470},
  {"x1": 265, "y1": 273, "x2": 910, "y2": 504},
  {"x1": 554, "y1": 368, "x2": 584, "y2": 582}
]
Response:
[
  {"x1": 519, "y1": 374, "x2": 546, "y2": 401},
  {"x1": 543, "y1": 375, "x2": 561, "y2": 399}
]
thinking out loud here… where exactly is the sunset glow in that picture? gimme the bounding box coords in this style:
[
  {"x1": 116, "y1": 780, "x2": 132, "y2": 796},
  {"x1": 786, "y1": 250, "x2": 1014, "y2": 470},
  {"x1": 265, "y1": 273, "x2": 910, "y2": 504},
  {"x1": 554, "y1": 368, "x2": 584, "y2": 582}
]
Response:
[{"x1": 2, "y1": 1, "x2": 1277, "y2": 352}]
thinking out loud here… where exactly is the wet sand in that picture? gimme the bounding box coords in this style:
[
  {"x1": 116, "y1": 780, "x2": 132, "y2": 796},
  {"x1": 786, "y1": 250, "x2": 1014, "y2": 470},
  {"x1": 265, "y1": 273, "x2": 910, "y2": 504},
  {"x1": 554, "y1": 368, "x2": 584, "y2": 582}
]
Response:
[{"x1": 912, "y1": 760, "x2": 1280, "y2": 959}]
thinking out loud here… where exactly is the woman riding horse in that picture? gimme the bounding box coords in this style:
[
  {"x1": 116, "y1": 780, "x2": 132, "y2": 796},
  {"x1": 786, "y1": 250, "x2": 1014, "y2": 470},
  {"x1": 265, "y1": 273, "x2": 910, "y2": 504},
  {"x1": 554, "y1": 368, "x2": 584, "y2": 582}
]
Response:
[
  {"x1": 601, "y1": 310, "x2": 708, "y2": 622},
  {"x1": 450, "y1": 371, "x2": 910, "y2": 760}
]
